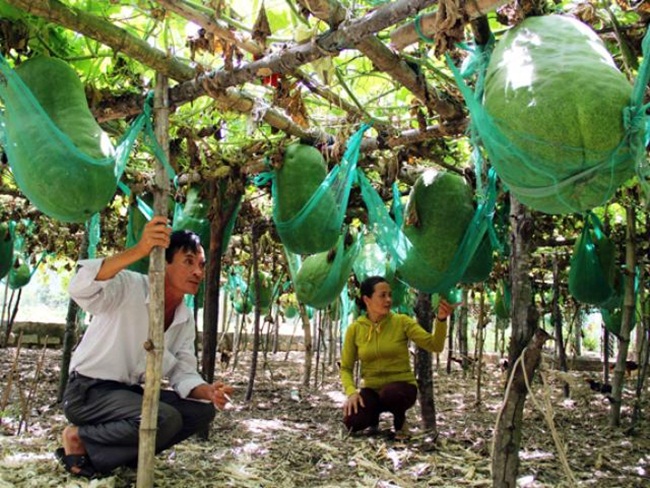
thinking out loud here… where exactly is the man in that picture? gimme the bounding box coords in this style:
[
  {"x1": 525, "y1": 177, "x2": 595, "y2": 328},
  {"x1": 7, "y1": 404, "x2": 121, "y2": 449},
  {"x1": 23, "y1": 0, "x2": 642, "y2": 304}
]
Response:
[{"x1": 56, "y1": 216, "x2": 232, "y2": 478}]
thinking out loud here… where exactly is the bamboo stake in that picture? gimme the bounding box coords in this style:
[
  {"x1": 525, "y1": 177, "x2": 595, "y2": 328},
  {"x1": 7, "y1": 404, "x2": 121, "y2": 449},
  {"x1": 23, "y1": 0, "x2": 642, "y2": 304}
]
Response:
[
  {"x1": 18, "y1": 337, "x2": 48, "y2": 434},
  {"x1": 609, "y1": 200, "x2": 637, "y2": 426},
  {"x1": 136, "y1": 73, "x2": 170, "y2": 488},
  {"x1": 0, "y1": 332, "x2": 22, "y2": 415},
  {"x1": 475, "y1": 289, "x2": 486, "y2": 408},
  {"x1": 1, "y1": 278, "x2": 10, "y2": 347}
]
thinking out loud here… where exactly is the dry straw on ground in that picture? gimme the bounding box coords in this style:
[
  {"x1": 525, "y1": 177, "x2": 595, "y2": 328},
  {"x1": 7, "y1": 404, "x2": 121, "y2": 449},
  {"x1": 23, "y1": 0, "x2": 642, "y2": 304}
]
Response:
[{"x1": 1, "y1": 348, "x2": 649, "y2": 487}]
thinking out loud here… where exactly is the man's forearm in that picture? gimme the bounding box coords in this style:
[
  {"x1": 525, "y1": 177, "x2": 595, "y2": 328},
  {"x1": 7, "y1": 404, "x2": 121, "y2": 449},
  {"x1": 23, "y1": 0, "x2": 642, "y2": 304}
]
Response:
[{"x1": 95, "y1": 246, "x2": 149, "y2": 281}]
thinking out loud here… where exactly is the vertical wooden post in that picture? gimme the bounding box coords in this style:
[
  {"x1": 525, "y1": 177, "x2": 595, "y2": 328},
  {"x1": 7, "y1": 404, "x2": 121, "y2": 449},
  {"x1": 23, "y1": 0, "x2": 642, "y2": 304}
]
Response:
[
  {"x1": 475, "y1": 288, "x2": 485, "y2": 408},
  {"x1": 415, "y1": 291, "x2": 436, "y2": 430},
  {"x1": 491, "y1": 195, "x2": 542, "y2": 487},
  {"x1": 609, "y1": 201, "x2": 637, "y2": 426},
  {"x1": 136, "y1": 74, "x2": 170, "y2": 488}
]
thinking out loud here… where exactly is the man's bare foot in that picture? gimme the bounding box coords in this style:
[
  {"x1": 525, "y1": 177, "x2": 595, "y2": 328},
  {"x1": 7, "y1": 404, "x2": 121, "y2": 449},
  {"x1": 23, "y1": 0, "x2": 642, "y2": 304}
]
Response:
[
  {"x1": 62, "y1": 425, "x2": 86, "y2": 456},
  {"x1": 57, "y1": 425, "x2": 96, "y2": 477}
]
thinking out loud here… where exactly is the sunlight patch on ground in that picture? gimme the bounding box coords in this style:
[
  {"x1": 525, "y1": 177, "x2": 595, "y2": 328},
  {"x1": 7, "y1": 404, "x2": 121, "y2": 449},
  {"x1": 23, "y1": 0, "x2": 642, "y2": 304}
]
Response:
[
  {"x1": 1, "y1": 451, "x2": 52, "y2": 467},
  {"x1": 519, "y1": 449, "x2": 555, "y2": 461},
  {"x1": 241, "y1": 418, "x2": 288, "y2": 434},
  {"x1": 326, "y1": 390, "x2": 346, "y2": 405}
]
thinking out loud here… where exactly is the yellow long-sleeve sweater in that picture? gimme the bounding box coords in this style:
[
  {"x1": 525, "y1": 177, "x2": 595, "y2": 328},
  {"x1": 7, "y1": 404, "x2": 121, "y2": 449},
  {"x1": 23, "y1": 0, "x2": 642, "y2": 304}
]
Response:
[{"x1": 340, "y1": 312, "x2": 447, "y2": 397}]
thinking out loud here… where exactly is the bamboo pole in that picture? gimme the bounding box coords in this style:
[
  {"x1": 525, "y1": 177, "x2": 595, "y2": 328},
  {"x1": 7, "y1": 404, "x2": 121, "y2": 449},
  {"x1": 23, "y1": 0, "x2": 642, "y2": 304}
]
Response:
[
  {"x1": 475, "y1": 288, "x2": 486, "y2": 408},
  {"x1": 609, "y1": 200, "x2": 637, "y2": 426},
  {"x1": 18, "y1": 337, "x2": 48, "y2": 434},
  {"x1": 0, "y1": 332, "x2": 22, "y2": 414},
  {"x1": 136, "y1": 73, "x2": 170, "y2": 488}
]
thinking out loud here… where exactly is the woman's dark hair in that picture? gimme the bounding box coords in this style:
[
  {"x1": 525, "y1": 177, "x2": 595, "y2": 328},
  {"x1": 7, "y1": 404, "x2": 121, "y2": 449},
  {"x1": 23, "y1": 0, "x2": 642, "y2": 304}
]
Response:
[
  {"x1": 356, "y1": 276, "x2": 389, "y2": 311},
  {"x1": 165, "y1": 230, "x2": 202, "y2": 263}
]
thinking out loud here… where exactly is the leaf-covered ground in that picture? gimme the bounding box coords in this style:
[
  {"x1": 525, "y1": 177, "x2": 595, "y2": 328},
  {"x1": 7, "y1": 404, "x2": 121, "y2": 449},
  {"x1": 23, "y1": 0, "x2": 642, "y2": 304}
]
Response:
[{"x1": 1, "y1": 347, "x2": 650, "y2": 488}]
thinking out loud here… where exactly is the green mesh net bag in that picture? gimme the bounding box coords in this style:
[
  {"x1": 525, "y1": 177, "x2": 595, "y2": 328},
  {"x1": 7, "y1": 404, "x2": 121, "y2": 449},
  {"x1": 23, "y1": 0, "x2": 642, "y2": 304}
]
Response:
[
  {"x1": 290, "y1": 231, "x2": 361, "y2": 310},
  {"x1": 0, "y1": 221, "x2": 15, "y2": 280},
  {"x1": 7, "y1": 226, "x2": 42, "y2": 290},
  {"x1": 449, "y1": 15, "x2": 650, "y2": 215},
  {"x1": 494, "y1": 280, "x2": 511, "y2": 320},
  {"x1": 357, "y1": 167, "x2": 497, "y2": 295},
  {"x1": 172, "y1": 181, "x2": 242, "y2": 254},
  {"x1": 600, "y1": 267, "x2": 639, "y2": 339},
  {"x1": 352, "y1": 233, "x2": 388, "y2": 283},
  {"x1": 568, "y1": 212, "x2": 617, "y2": 306},
  {"x1": 270, "y1": 124, "x2": 370, "y2": 254},
  {"x1": 125, "y1": 193, "x2": 154, "y2": 274},
  {"x1": 173, "y1": 184, "x2": 210, "y2": 249},
  {"x1": 226, "y1": 267, "x2": 276, "y2": 315},
  {"x1": 0, "y1": 55, "x2": 173, "y2": 223},
  {"x1": 352, "y1": 231, "x2": 413, "y2": 312}
]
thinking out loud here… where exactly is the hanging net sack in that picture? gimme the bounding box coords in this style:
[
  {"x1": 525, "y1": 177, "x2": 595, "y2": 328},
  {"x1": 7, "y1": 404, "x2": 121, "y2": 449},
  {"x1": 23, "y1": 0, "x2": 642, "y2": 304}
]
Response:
[
  {"x1": 568, "y1": 212, "x2": 617, "y2": 306},
  {"x1": 0, "y1": 55, "x2": 157, "y2": 222},
  {"x1": 291, "y1": 230, "x2": 361, "y2": 310},
  {"x1": 0, "y1": 221, "x2": 14, "y2": 280},
  {"x1": 173, "y1": 184, "x2": 211, "y2": 249},
  {"x1": 352, "y1": 231, "x2": 413, "y2": 312},
  {"x1": 352, "y1": 233, "x2": 388, "y2": 283},
  {"x1": 271, "y1": 124, "x2": 369, "y2": 254},
  {"x1": 449, "y1": 15, "x2": 650, "y2": 215},
  {"x1": 494, "y1": 279, "x2": 511, "y2": 320},
  {"x1": 357, "y1": 167, "x2": 497, "y2": 295}
]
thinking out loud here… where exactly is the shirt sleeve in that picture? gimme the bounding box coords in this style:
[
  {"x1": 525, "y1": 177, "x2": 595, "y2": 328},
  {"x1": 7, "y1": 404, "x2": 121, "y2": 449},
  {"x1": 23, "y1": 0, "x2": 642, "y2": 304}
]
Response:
[
  {"x1": 403, "y1": 315, "x2": 448, "y2": 353},
  {"x1": 68, "y1": 258, "x2": 129, "y2": 315},
  {"x1": 166, "y1": 318, "x2": 206, "y2": 398},
  {"x1": 340, "y1": 323, "x2": 359, "y2": 397}
]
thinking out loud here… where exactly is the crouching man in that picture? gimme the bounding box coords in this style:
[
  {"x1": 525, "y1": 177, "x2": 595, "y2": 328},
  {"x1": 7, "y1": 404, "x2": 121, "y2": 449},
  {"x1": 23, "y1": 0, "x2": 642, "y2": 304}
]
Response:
[{"x1": 57, "y1": 216, "x2": 233, "y2": 478}]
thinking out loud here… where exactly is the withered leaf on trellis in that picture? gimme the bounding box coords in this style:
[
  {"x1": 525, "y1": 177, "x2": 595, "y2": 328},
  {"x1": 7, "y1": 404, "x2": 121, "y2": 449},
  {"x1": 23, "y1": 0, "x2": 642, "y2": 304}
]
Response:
[{"x1": 252, "y1": 3, "x2": 272, "y2": 46}]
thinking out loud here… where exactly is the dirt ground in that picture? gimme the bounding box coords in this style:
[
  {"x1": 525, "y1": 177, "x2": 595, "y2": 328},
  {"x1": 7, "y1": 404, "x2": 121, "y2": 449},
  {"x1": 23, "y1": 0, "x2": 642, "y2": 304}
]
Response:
[{"x1": 1, "y1": 346, "x2": 650, "y2": 488}]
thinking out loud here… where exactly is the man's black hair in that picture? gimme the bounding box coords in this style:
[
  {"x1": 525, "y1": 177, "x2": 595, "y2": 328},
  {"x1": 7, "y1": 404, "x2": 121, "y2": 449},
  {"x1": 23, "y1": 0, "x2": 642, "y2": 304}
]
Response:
[{"x1": 165, "y1": 230, "x2": 203, "y2": 263}]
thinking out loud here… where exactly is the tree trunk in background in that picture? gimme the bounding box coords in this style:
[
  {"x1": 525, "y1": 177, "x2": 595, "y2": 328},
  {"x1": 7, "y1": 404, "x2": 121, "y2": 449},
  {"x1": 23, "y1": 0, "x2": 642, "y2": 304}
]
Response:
[
  {"x1": 414, "y1": 291, "x2": 436, "y2": 430},
  {"x1": 202, "y1": 180, "x2": 244, "y2": 383},
  {"x1": 201, "y1": 183, "x2": 223, "y2": 382},
  {"x1": 446, "y1": 309, "x2": 455, "y2": 375},
  {"x1": 492, "y1": 196, "x2": 544, "y2": 487},
  {"x1": 245, "y1": 223, "x2": 263, "y2": 402},
  {"x1": 458, "y1": 288, "x2": 469, "y2": 369},
  {"x1": 475, "y1": 288, "x2": 486, "y2": 407},
  {"x1": 609, "y1": 201, "x2": 637, "y2": 426},
  {"x1": 573, "y1": 307, "x2": 583, "y2": 357},
  {"x1": 552, "y1": 255, "x2": 569, "y2": 398},
  {"x1": 630, "y1": 291, "x2": 650, "y2": 431},
  {"x1": 300, "y1": 302, "x2": 313, "y2": 388}
]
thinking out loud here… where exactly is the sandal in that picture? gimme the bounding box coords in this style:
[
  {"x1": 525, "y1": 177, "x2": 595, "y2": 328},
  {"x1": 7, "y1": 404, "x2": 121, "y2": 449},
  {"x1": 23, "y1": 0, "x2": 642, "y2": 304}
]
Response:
[{"x1": 55, "y1": 447, "x2": 97, "y2": 478}]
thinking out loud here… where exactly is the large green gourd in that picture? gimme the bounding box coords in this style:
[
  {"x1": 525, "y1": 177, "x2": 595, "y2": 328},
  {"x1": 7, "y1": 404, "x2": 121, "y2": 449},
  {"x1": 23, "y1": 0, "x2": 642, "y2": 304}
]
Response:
[
  {"x1": 0, "y1": 222, "x2": 14, "y2": 280},
  {"x1": 5, "y1": 56, "x2": 116, "y2": 222},
  {"x1": 173, "y1": 185, "x2": 210, "y2": 249},
  {"x1": 397, "y1": 170, "x2": 474, "y2": 292},
  {"x1": 568, "y1": 226, "x2": 616, "y2": 305},
  {"x1": 483, "y1": 15, "x2": 634, "y2": 214},
  {"x1": 9, "y1": 258, "x2": 31, "y2": 289},
  {"x1": 249, "y1": 271, "x2": 273, "y2": 313},
  {"x1": 274, "y1": 143, "x2": 338, "y2": 254},
  {"x1": 295, "y1": 237, "x2": 357, "y2": 309}
]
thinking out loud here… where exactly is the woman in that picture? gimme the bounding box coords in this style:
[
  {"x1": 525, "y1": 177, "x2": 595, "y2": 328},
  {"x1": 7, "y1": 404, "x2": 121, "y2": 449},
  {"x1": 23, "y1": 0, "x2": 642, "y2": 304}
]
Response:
[{"x1": 340, "y1": 276, "x2": 453, "y2": 438}]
